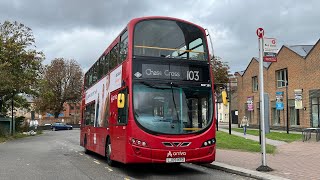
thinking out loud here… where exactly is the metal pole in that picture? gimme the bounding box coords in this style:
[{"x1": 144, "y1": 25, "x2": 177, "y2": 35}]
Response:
[
  {"x1": 259, "y1": 37, "x2": 266, "y2": 166},
  {"x1": 228, "y1": 82, "x2": 232, "y2": 135},
  {"x1": 11, "y1": 91, "x2": 14, "y2": 136},
  {"x1": 286, "y1": 82, "x2": 289, "y2": 134},
  {"x1": 216, "y1": 95, "x2": 219, "y2": 131},
  {"x1": 256, "y1": 37, "x2": 273, "y2": 172}
]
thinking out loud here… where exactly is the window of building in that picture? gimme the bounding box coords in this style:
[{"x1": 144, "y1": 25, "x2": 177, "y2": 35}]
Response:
[
  {"x1": 252, "y1": 76, "x2": 258, "y2": 92},
  {"x1": 271, "y1": 100, "x2": 280, "y2": 125},
  {"x1": 276, "y1": 69, "x2": 288, "y2": 88},
  {"x1": 272, "y1": 108, "x2": 281, "y2": 125},
  {"x1": 288, "y1": 99, "x2": 300, "y2": 126},
  {"x1": 311, "y1": 97, "x2": 320, "y2": 127}
]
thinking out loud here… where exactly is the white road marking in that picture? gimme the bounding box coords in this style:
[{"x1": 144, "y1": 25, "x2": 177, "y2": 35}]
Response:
[
  {"x1": 94, "y1": 160, "x2": 100, "y2": 164},
  {"x1": 79, "y1": 153, "x2": 83, "y2": 155},
  {"x1": 105, "y1": 167, "x2": 113, "y2": 172}
]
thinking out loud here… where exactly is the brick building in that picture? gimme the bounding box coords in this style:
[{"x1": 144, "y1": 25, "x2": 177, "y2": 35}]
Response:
[
  {"x1": 41, "y1": 102, "x2": 81, "y2": 125},
  {"x1": 14, "y1": 94, "x2": 81, "y2": 125},
  {"x1": 236, "y1": 39, "x2": 320, "y2": 130}
]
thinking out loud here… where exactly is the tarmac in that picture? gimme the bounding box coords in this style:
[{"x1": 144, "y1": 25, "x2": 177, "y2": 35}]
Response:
[{"x1": 210, "y1": 127, "x2": 320, "y2": 180}]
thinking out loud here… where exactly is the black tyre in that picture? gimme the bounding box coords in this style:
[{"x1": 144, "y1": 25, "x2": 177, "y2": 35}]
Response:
[
  {"x1": 84, "y1": 136, "x2": 90, "y2": 154},
  {"x1": 105, "y1": 138, "x2": 114, "y2": 166}
]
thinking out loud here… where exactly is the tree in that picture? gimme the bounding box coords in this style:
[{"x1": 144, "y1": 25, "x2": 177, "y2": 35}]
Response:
[
  {"x1": 36, "y1": 58, "x2": 83, "y2": 118},
  {"x1": 210, "y1": 56, "x2": 230, "y2": 87},
  {"x1": 0, "y1": 21, "x2": 44, "y2": 115}
]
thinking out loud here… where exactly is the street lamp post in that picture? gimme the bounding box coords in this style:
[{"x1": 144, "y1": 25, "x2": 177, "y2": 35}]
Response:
[
  {"x1": 228, "y1": 81, "x2": 232, "y2": 135},
  {"x1": 279, "y1": 80, "x2": 289, "y2": 134},
  {"x1": 285, "y1": 81, "x2": 289, "y2": 134},
  {"x1": 11, "y1": 91, "x2": 14, "y2": 136}
]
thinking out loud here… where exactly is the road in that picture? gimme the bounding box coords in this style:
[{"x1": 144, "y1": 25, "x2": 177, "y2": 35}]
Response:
[{"x1": 0, "y1": 129, "x2": 251, "y2": 180}]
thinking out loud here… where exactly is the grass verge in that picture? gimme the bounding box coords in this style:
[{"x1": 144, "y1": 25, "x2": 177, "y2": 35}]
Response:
[
  {"x1": 232, "y1": 128, "x2": 302, "y2": 142},
  {"x1": 0, "y1": 130, "x2": 43, "y2": 143},
  {"x1": 216, "y1": 131, "x2": 276, "y2": 154}
]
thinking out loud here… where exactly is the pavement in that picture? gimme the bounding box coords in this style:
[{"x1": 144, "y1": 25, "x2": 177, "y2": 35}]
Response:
[{"x1": 211, "y1": 127, "x2": 320, "y2": 180}]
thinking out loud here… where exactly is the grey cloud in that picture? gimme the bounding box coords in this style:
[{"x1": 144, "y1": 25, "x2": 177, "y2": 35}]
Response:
[
  {"x1": 0, "y1": 0, "x2": 151, "y2": 30},
  {"x1": 197, "y1": 0, "x2": 320, "y2": 72},
  {"x1": 1, "y1": 0, "x2": 319, "y2": 73}
]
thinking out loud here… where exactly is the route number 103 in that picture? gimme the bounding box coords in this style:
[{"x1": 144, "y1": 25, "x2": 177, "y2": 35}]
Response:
[{"x1": 187, "y1": 71, "x2": 200, "y2": 81}]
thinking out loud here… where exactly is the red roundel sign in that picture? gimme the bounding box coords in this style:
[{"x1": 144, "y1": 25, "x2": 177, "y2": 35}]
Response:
[{"x1": 256, "y1": 28, "x2": 264, "y2": 38}]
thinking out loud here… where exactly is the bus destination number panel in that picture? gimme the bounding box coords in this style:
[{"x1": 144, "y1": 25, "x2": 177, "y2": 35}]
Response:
[{"x1": 133, "y1": 63, "x2": 210, "y2": 82}]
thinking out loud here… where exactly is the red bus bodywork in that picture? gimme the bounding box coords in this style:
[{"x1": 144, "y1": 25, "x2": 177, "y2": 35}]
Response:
[{"x1": 80, "y1": 16, "x2": 216, "y2": 164}]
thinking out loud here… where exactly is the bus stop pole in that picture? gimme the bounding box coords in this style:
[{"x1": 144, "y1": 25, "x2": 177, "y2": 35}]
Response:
[{"x1": 256, "y1": 36, "x2": 272, "y2": 172}]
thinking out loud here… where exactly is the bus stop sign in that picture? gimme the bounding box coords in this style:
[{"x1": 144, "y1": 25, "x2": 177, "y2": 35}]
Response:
[{"x1": 256, "y1": 28, "x2": 264, "y2": 38}]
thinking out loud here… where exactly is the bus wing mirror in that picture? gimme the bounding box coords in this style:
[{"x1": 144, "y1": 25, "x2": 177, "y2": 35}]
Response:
[{"x1": 118, "y1": 93, "x2": 125, "y2": 108}]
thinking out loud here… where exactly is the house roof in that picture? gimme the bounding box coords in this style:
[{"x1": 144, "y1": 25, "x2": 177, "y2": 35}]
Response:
[
  {"x1": 285, "y1": 45, "x2": 313, "y2": 58},
  {"x1": 236, "y1": 40, "x2": 318, "y2": 77},
  {"x1": 235, "y1": 57, "x2": 270, "y2": 77}
]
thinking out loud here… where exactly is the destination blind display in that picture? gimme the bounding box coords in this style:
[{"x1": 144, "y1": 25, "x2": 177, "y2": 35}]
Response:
[{"x1": 133, "y1": 63, "x2": 209, "y2": 82}]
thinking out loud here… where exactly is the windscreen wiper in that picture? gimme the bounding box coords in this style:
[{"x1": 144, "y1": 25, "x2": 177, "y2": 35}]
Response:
[{"x1": 170, "y1": 82, "x2": 180, "y2": 124}]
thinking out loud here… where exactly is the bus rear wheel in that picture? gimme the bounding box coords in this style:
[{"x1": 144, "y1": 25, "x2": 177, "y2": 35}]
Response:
[
  {"x1": 105, "y1": 138, "x2": 114, "y2": 166},
  {"x1": 84, "y1": 135, "x2": 89, "y2": 154}
]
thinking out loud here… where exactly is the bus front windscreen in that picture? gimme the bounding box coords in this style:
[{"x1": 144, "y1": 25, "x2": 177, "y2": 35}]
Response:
[
  {"x1": 134, "y1": 19, "x2": 208, "y2": 61},
  {"x1": 133, "y1": 82, "x2": 213, "y2": 135}
]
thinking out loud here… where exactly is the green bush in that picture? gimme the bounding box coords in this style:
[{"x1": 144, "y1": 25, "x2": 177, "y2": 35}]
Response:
[
  {"x1": 0, "y1": 126, "x2": 8, "y2": 137},
  {"x1": 15, "y1": 116, "x2": 27, "y2": 132}
]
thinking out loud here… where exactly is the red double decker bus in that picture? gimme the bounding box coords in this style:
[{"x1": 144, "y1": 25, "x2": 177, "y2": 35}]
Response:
[{"x1": 80, "y1": 16, "x2": 216, "y2": 166}]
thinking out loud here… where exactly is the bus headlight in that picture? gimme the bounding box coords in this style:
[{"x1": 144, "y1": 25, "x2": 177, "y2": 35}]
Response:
[
  {"x1": 202, "y1": 138, "x2": 216, "y2": 147},
  {"x1": 130, "y1": 138, "x2": 148, "y2": 147}
]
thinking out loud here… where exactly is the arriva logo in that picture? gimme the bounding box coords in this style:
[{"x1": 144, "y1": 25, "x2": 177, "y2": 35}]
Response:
[{"x1": 167, "y1": 151, "x2": 186, "y2": 157}]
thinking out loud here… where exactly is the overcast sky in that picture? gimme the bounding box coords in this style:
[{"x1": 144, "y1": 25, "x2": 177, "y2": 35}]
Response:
[{"x1": 1, "y1": 0, "x2": 319, "y2": 73}]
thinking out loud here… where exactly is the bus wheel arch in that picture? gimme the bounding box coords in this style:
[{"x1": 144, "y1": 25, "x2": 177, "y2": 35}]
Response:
[
  {"x1": 84, "y1": 134, "x2": 89, "y2": 154},
  {"x1": 105, "y1": 136, "x2": 114, "y2": 166}
]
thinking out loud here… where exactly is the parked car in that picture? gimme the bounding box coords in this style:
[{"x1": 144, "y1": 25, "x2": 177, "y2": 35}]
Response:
[{"x1": 51, "y1": 122, "x2": 73, "y2": 131}]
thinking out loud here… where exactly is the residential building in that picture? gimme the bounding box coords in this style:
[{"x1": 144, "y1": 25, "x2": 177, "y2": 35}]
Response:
[{"x1": 236, "y1": 39, "x2": 320, "y2": 130}]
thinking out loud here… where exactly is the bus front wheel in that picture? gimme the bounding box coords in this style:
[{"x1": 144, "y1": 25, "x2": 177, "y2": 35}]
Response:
[
  {"x1": 84, "y1": 135, "x2": 89, "y2": 154},
  {"x1": 105, "y1": 137, "x2": 114, "y2": 166}
]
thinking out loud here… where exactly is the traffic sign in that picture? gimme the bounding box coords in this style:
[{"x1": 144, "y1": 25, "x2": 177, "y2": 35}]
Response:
[
  {"x1": 263, "y1": 37, "x2": 278, "y2": 62},
  {"x1": 264, "y1": 38, "x2": 277, "y2": 53},
  {"x1": 256, "y1": 28, "x2": 264, "y2": 38}
]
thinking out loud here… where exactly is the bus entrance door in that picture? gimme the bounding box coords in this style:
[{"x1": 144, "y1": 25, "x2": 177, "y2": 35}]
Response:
[{"x1": 109, "y1": 89, "x2": 127, "y2": 162}]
